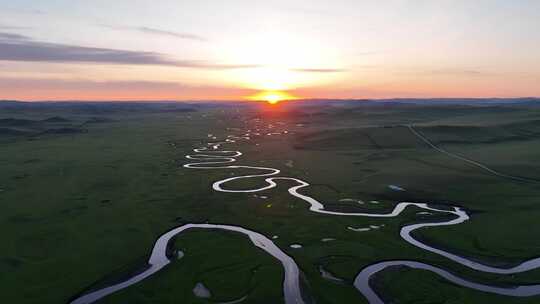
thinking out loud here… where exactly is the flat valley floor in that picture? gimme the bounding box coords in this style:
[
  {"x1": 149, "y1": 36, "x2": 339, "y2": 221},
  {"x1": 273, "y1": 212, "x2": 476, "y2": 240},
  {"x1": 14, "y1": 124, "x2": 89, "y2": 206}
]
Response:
[{"x1": 2, "y1": 101, "x2": 540, "y2": 303}]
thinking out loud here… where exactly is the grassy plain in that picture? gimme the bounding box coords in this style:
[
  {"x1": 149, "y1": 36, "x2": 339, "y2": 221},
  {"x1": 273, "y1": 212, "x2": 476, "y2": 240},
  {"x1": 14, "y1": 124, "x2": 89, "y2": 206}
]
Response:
[{"x1": 1, "y1": 101, "x2": 540, "y2": 303}]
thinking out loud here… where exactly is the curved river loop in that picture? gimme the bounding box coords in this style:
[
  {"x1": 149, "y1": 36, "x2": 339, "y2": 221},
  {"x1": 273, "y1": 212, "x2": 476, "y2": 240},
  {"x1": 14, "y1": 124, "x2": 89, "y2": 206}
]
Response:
[{"x1": 70, "y1": 124, "x2": 540, "y2": 304}]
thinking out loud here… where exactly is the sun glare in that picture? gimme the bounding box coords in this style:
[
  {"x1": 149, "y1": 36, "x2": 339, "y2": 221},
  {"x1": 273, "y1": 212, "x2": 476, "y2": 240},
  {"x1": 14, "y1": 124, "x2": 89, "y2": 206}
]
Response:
[
  {"x1": 265, "y1": 94, "x2": 281, "y2": 104},
  {"x1": 249, "y1": 91, "x2": 296, "y2": 104}
]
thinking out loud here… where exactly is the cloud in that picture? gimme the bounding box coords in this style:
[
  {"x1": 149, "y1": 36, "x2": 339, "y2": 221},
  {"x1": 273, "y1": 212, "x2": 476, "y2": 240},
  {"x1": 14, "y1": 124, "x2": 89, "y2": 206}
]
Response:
[
  {"x1": 101, "y1": 24, "x2": 207, "y2": 42},
  {"x1": 0, "y1": 78, "x2": 257, "y2": 100},
  {"x1": 389, "y1": 66, "x2": 493, "y2": 77},
  {"x1": 428, "y1": 68, "x2": 489, "y2": 76},
  {"x1": 292, "y1": 68, "x2": 347, "y2": 73},
  {"x1": 0, "y1": 78, "x2": 185, "y2": 90},
  {"x1": 0, "y1": 25, "x2": 31, "y2": 30},
  {"x1": 0, "y1": 32, "x2": 29, "y2": 40},
  {"x1": 136, "y1": 27, "x2": 207, "y2": 42},
  {"x1": 425, "y1": 68, "x2": 497, "y2": 77},
  {"x1": 0, "y1": 32, "x2": 253, "y2": 69}
]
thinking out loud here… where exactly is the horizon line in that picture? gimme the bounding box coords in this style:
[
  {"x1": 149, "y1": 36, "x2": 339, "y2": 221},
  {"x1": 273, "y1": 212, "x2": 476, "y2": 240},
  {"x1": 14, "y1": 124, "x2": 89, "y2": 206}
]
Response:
[{"x1": 2, "y1": 97, "x2": 539, "y2": 103}]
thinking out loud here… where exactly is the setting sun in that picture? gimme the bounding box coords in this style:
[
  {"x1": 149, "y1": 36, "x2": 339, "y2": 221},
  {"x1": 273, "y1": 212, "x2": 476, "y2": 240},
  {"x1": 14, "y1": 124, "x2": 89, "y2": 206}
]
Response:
[
  {"x1": 264, "y1": 94, "x2": 281, "y2": 104},
  {"x1": 248, "y1": 91, "x2": 297, "y2": 104}
]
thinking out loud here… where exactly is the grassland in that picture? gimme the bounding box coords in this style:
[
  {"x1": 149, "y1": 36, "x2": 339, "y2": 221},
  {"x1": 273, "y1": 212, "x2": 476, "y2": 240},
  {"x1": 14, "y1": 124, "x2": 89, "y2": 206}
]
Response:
[{"x1": 1, "y1": 100, "x2": 540, "y2": 303}]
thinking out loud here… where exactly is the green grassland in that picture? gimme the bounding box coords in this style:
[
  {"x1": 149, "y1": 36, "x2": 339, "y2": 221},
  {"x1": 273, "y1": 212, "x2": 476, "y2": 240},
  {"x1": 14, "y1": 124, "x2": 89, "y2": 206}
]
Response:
[{"x1": 1, "y1": 101, "x2": 540, "y2": 303}]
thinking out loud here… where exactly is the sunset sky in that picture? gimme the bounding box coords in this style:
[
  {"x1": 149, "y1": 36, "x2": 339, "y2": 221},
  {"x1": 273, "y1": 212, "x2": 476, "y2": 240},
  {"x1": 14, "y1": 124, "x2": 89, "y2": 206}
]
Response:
[{"x1": 1, "y1": 0, "x2": 539, "y2": 101}]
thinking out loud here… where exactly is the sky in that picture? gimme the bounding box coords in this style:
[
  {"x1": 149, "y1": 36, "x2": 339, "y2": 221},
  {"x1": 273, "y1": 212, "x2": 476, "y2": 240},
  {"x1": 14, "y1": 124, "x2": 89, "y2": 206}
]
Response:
[{"x1": 1, "y1": 0, "x2": 539, "y2": 101}]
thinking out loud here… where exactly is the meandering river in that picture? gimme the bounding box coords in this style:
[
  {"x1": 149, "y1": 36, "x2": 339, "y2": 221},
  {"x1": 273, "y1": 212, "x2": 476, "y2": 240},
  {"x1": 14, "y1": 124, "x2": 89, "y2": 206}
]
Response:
[{"x1": 70, "y1": 125, "x2": 540, "y2": 304}]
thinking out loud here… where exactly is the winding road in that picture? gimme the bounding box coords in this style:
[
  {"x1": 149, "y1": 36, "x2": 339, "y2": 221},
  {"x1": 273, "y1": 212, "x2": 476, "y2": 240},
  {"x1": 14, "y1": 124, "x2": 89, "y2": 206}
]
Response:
[{"x1": 70, "y1": 124, "x2": 540, "y2": 304}]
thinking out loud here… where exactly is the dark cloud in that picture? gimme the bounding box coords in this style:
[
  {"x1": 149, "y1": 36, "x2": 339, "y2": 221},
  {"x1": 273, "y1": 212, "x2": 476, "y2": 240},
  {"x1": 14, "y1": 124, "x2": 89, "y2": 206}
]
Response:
[
  {"x1": 0, "y1": 32, "x2": 29, "y2": 40},
  {"x1": 101, "y1": 24, "x2": 207, "y2": 42},
  {"x1": 0, "y1": 32, "x2": 253, "y2": 69},
  {"x1": 292, "y1": 68, "x2": 346, "y2": 73},
  {"x1": 0, "y1": 25, "x2": 31, "y2": 30}
]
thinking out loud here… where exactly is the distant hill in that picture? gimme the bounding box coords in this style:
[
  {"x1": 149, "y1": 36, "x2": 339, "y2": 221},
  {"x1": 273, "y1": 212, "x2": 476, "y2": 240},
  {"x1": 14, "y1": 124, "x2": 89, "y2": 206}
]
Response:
[
  {"x1": 0, "y1": 118, "x2": 39, "y2": 126},
  {"x1": 0, "y1": 100, "x2": 26, "y2": 105},
  {"x1": 42, "y1": 116, "x2": 71, "y2": 123},
  {"x1": 375, "y1": 97, "x2": 540, "y2": 105},
  {"x1": 1, "y1": 98, "x2": 538, "y2": 109},
  {"x1": 289, "y1": 97, "x2": 540, "y2": 106},
  {"x1": 0, "y1": 100, "x2": 201, "y2": 113}
]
